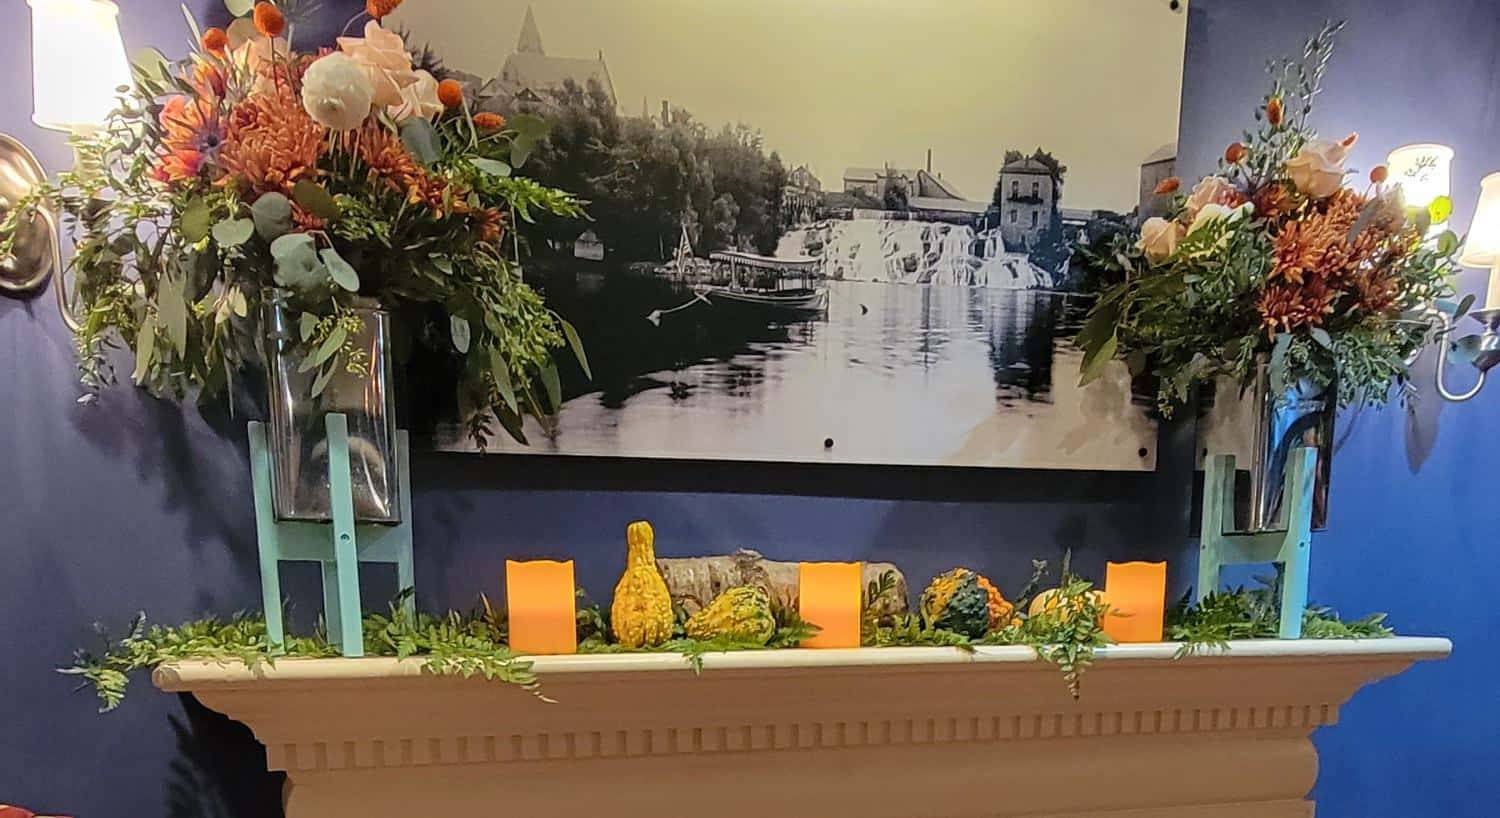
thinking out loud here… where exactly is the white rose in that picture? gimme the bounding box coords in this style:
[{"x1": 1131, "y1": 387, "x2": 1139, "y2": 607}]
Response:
[
  {"x1": 301, "y1": 53, "x2": 374, "y2": 131},
  {"x1": 389, "y1": 69, "x2": 441, "y2": 123},
  {"x1": 338, "y1": 21, "x2": 420, "y2": 108},
  {"x1": 1285, "y1": 138, "x2": 1350, "y2": 199},
  {"x1": 1137, "y1": 216, "x2": 1183, "y2": 264}
]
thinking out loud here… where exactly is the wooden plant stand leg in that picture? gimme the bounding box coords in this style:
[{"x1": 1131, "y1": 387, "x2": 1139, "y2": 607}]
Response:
[
  {"x1": 1197, "y1": 447, "x2": 1317, "y2": 639},
  {"x1": 249, "y1": 414, "x2": 416, "y2": 657}
]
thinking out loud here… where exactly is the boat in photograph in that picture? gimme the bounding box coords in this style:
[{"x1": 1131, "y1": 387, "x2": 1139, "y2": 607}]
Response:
[{"x1": 696, "y1": 250, "x2": 828, "y2": 319}]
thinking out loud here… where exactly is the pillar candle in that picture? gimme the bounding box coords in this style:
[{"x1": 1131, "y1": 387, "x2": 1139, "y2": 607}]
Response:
[
  {"x1": 505, "y1": 560, "x2": 577, "y2": 655},
  {"x1": 798, "y1": 562, "x2": 863, "y2": 648},
  {"x1": 1102, "y1": 561, "x2": 1167, "y2": 643}
]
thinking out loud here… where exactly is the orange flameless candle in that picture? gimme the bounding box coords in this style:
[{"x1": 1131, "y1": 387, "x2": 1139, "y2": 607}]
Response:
[
  {"x1": 1102, "y1": 561, "x2": 1167, "y2": 643},
  {"x1": 505, "y1": 560, "x2": 577, "y2": 655},
  {"x1": 798, "y1": 562, "x2": 863, "y2": 648}
]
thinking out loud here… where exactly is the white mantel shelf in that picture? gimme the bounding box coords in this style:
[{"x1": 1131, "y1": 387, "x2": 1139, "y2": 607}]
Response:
[{"x1": 156, "y1": 637, "x2": 1451, "y2": 818}]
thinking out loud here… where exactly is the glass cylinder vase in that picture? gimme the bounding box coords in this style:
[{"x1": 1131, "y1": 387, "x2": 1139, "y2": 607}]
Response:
[
  {"x1": 263, "y1": 292, "x2": 401, "y2": 525},
  {"x1": 1197, "y1": 359, "x2": 1334, "y2": 532}
]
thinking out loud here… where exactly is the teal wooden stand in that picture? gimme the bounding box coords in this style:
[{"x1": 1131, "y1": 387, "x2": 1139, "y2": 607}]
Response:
[
  {"x1": 249, "y1": 413, "x2": 415, "y2": 656},
  {"x1": 1197, "y1": 447, "x2": 1317, "y2": 639}
]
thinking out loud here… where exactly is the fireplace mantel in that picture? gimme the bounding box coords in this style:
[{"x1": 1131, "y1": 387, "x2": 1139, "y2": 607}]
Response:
[{"x1": 155, "y1": 637, "x2": 1450, "y2": 818}]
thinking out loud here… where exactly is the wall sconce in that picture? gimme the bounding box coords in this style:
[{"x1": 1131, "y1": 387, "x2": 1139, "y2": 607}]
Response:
[
  {"x1": 0, "y1": 0, "x2": 131, "y2": 299},
  {"x1": 1387, "y1": 143, "x2": 1455, "y2": 223},
  {"x1": 1434, "y1": 172, "x2": 1500, "y2": 401}
]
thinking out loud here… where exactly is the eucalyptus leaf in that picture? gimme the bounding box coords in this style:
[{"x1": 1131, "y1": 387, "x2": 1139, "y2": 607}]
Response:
[
  {"x1": 1310, "y1": 327, "x2": 1333, "y2": 350},
  {"x1": 488, "y1": 347, "x2": 518, "y2": 414},
  {"x1": 158, "y1": 277, "x2": 189, "y2": 354},
  {"x1": 299, "y1": 312, "x2": 318, "y2": 342},
  {"x1": 560, "y1": 319, "x2": 591, "y2": 380},
  {"x1": 299, "y1": 326, "x2": 347, "y2": 373},
  {"x1": 540, "y1": 359, "x2": 562, "y2": 411},
  {"x1": 181, "y1": 199, "x2": 212, "y2": 243},
  {"x1": 211, "y1": 218, "x2": 255, "y2": 248},
  {"x1": 450, "y1": 315, "x2": 471, "y2": 354},
  {"x1": 133, "y1": 314, "x2": 158, "y2": 384},
  {"x1": 224, "y1": 0, "x2": 254, "y2": 17},
  {"x1": 508, "y1": 113, "x2": 551, "y2": 140},
  {"x1": 1437, "y1": 230, "x2": 1460, "y2": 257},
  {"x1": 319, "y1": 247, "x2": 360, "y2": 292},
  {"x1": 1456, "y1": 293, "x2": 1476, "y2": 320},
  {"x1": 400, "y1": 118, "x2": 441, "y2": 165},
  {"x1": 270, "y1": 233, "x2": 326, "y2": 291},
  {"x1": 1428, "y1": 195, "x2": 1454, "y2": 225},
  {"x1": 1079, "y1": 333, "x2": 1117, "y2": 387},
  {"x1": 472, "y1": 158, "x2": 512, "y2": 178},
  {"x1": 292, "y1": 180, "x2": 341, "y2": 221},
  {"x1": 131, "y1": 48, "x2": 172, "y2": 86},
  {"x1": 309, "y1": 362, "x2": 338, "y2": 398},
  {"x1": 251, "y1": 192, "x2": 294, "y2": 240},
  {"x1": 510, "y1": 135, "x2": 536, "y2": 169}
]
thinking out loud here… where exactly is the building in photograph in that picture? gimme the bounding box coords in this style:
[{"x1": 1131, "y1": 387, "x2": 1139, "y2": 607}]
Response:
[
  {"x1": 1138, "y1": 143, "x2": 1177, "y2": 222},
  {"x1": 491, "y1": 6, "x2": 619, "y2": 109},
  {"x1": 842, "y1": 156, "x2": 988, "y2": 224},
  {"x1": 996, "y1": 156, "x2": 1057, "y2": 249},
  {"x1": 783, "y1": 165, "x2": 822, "y2": 227}
]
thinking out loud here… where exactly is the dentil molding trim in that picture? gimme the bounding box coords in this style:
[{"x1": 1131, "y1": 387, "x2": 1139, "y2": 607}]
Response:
[{"x1": 154, "y1": 637, "x2": 1450, "y2": 818}]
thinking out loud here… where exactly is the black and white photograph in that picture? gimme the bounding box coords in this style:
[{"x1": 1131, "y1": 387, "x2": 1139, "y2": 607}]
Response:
[{"x1": 395, "y1": 0, "x2": 1187, "y2": 469}]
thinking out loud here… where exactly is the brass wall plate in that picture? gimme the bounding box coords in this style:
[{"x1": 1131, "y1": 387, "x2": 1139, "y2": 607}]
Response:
[{"x1": 0, "y1": 132, "x2": 57, "y2": 296}]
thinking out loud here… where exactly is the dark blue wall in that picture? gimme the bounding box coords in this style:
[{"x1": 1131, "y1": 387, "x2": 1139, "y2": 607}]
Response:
[
  {"x1": 1177, "y1": 2, "x2": 1500, "y2": 814},
  {"x1": 0, "y1": 1, "x2": 1492, "y2": 816}
]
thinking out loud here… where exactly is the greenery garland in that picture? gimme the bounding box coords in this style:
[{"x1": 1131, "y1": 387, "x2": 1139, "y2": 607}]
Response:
[{"x1": 64, "y1": 580, "x2": 1393, "y2": 712}]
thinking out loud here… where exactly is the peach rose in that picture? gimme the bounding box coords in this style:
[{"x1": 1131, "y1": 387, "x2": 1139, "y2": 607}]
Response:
[
  {"x1": 337, "y1": 21, "x2": 419, "y2": 108},
  {"x1": 1138, "y1": 216, "x2": 1184, "y2": 264},
  {"x1": 1285, "y1": 138, "x2": 1351, "y2": 199},
  {"x1": 1183, "y1": 176, "x2": 1240, "y2": 221}
]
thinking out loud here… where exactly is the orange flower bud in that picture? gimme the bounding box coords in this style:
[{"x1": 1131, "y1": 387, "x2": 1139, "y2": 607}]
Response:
[
  {"x1": 253, "y1": 2, "x2": 285, "y2": 37},
  {"x1": 1153, "y1": 176, "x2": 1181, "y2": 195},
  {"x1": 1370, "y1": 164, "x2": 1389, "y2": 184},
  {"x1": 438, "y1": 79, "x2": 464, "y2": 110},
  {"x1": 1340, "y1": 132, "x2": 1359, "y2": 149},
  {"x1": 1266, "y1": 96, "x2": 1284, "y2": 127},
  {"x1": 1224, "y1": 142, "x2": 1247, "y2": 164},
  {"x1": 473, "y1": 112, "x2": 506, "y2": 130},
  {"x1": 201, "y1": 27, "x2": 228, "y2": 56},
  {"x1": 366, "y1": 0, "x2": 403, "y2": 20}
]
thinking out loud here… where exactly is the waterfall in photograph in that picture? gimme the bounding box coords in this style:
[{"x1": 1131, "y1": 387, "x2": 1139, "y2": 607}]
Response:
[{"x1": 784, "y1": 219, "x2": 1054, "y2": 289}]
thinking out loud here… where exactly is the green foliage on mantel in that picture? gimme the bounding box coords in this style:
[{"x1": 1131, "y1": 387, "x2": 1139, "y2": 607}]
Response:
[{"x1": 1168, "y1": 582, "x2": 1394, "y2": 657}]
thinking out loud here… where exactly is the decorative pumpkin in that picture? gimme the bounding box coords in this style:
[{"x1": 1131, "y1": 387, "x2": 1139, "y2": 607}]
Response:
[
  {"x1": 684, "y1": 585, "x2": 776, "y2": 644},
  {"x1": 919, "y1": 568, "x2": 993, "y2": 638},
  {"x1": 974, "y1": 573, "x2": 1019, "y2": 630},
  {"x1": 610, "y1": 520, "x2": 675, "y2": 648},
  {"x1": 1028, "y1": 587, "x2": 1107, "y2": 622}
]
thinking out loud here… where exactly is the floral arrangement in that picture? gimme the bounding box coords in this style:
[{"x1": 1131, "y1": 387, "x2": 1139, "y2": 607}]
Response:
[
  {"x1": 0, "y1": 0, "x2": 585, "y2": 446},
  {"x1": 1074, "y1": 22, "x2": 1462, "y2": 412}
]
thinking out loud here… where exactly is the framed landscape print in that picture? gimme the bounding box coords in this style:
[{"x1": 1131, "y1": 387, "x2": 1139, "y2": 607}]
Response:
[{"x1": 393, "y1": 0, "x2": 1187, "y2": 470}]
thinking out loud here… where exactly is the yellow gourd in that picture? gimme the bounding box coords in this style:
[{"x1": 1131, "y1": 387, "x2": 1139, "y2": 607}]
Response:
[
  {"x1": 610, "y1": 520, "x2": 674, "y2": 648},
  {"x1": 1029, "y1": 587, "x2": 1106, "y2": 622}
]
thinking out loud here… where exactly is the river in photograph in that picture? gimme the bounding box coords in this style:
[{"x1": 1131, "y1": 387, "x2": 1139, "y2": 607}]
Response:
[{"x1": 439, "y1": 261, "x2": 1157, "y2": 471}]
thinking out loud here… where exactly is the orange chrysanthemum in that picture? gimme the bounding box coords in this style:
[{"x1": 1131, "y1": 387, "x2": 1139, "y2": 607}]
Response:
[
  {"x1": 218, "y1": 83, "x2": 325, "y2": 195},
  {"x1": 473, "y1": 112, "x2": 505, "y2": 130},
  {"x1": 1370, "y1": 164, "x2": 1389, "y2": 185},
  {"x1": 1258, "y1": 189, "x2": 1407, "y2": 334},
  {"x1": 437, "y1": 79, "x2": 464, "y2": 109},
  {"x1": 201, "y1": 27, "x2": 228, "y2": 56},
  {"x1": 1153, "y1": 176, "x2": 1180, "y2": 195},
  {"x1": 1250, "y1": 181, "x2": 1294, "y2": 223},
  {"x1": 476, "y1": 208, "x2": 505, "y2": 244},
  {"x1": 366, "y1": 0, "x2": 403, "y2": 20},
  {"x1": 253, "y1": 2, "x2": 285, "y2": 37}
]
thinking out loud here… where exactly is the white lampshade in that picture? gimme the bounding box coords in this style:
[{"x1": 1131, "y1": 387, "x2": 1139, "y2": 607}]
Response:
[
  {"x1": 28, "y1": 0, "x2": 132, "y2": 132},
  {"x1": 1460, "y1": 172, "x2": 1500, "y2": 269},
  {"x1": 1386, "y1": 143, "x2": 1454, "y2": 218}
]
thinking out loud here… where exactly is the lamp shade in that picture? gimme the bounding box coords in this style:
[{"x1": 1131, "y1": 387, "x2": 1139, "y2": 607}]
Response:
[
  {"x1": 1460, "y1": 172, "x2": 1500, "y2": 269},
  {"x1": 28, "y1": 0, "x2": 132, "y2": 132},
  {"x1": 1386, "y1": 143, "x2": 1454, "y2": 217}
]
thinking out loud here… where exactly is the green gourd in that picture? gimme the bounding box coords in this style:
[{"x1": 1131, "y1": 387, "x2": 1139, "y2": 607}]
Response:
[
  {"x1": 685, "y1": 586, "x2": 776, "y2": 644},
  {"x1": 919, "y1": 568, "x2": 993, "y2": 638}
]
